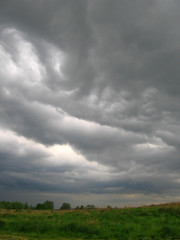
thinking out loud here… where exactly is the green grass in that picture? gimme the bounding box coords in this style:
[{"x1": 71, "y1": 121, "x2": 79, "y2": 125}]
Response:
[{"x1": 0, "y1": 203, "x2": 180, "y2": 239}]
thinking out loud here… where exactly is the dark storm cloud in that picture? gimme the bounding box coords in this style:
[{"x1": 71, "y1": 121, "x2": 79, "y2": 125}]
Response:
[
  {"x1": 88, "y1": 0, "x2": 180, "y2": 94},
  {"x1": 0, "y1": 0, "x2": 180, "y2": 206},
  {"x1": 0, "y1": 0, "x2": 95, "y2": 93}
]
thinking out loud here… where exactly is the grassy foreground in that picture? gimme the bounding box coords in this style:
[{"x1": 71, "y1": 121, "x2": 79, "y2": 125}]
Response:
[{"x1": 0, "y1": 203, "x2": 180, "y2": 240}]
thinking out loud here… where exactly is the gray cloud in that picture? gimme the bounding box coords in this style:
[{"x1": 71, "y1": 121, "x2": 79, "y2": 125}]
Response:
[{"x1": 0, "y1": 0, "x2": 180, "y2": 207}]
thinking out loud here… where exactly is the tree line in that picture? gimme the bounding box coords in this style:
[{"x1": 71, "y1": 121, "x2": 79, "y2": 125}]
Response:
[{"x1": 0, "y1": 200, "x2": 98, "y2": 210}]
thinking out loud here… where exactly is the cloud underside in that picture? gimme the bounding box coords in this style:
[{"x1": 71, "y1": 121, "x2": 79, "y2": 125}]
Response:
[{"x1": 0, "y1": 0, "x2": 180, "y2": 206}]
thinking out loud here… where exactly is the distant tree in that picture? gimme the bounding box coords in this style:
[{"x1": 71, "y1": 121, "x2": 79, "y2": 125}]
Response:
[
  {"x1": 80, "y1": 205, "x2": 84, "y2": 210},
  {"x1": 0, "y1": 201, "x2": 9, "y2": 209},
  {"x1": 35, "y1": 200, "x2": 54, "y2": 210},
  {"x1": 60, "y1": 202, "x2": 71, "y2": 210},
  {"x1": 12, "y1": 201, "x2": 24, "y2": 210},
  {"x1": 86, "y1": 204, "x2": 96, "y2": 209},
  {"x1": 29, "y1": 205, "x2": 35, "y2": 210},
  {"x1": 107, "y1": 205, "x2": 112, "y2": 209},
  {"x1": 36, "y1": 203, "x2": 45, "y2": 210},
  {"x1": 5, "y1": 201, "x2": 13, "y2": 209},
  {"x1": 0, "y1": 201, "x2": 29, "y2": 210},
  {"x1": 24, "y1": 202, "x2": 29, "y2": 210},
  {"x1": 44, "y1": 200, "x2": 54, "y2": 210}
]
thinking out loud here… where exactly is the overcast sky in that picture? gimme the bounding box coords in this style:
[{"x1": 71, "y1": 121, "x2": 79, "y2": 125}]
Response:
[{"x1": 0, "y1": 0, "x2": 180, "y2": 208}]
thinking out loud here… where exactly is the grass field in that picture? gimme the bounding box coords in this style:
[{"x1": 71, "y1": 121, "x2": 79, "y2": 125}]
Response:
[{"x1": 0, "y1": 203, "x2": 180, "y2": 240}]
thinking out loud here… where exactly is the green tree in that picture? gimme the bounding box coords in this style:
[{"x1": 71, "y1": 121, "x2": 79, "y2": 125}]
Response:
[
  {"x1": 0, "y1": 201, "x2": 29, "y2": 210},
  {"x1": 12, "y1": 201, "x2": 24, "y2": 210},
  {"x1": 36, "y1": 203, "x2": 45, "y2": 210},
  {"x1": 24, "y1": 202, "x2": 29, "y2": 209},
  {"x1": 86, "y1": 204, "x2": 96, "y2": 209},
  {"x1": 36, "y1": 200, "x2": 54, "y2": 210},
  {"x1": 107, "y1": 205, "x2": 112, "y2": 209},
  {"x1": 29, "y1": 204, "x2": 35, "y2": 210},
  {"x1": 60, "y1": 202, "x2": 71, "y2": 210},
  {"x1": 44, "y1": 200, "x2": 54, "y2": 210}
]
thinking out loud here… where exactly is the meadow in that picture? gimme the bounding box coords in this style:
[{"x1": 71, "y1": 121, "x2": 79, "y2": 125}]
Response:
[{"x1": 0, "y1": 203, "x2": 180, "y2": 240}]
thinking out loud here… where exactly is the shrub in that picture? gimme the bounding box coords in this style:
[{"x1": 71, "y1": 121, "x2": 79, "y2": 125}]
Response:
[{"x1": 60, "y1": 202, "x2": 71, "y2": 210}]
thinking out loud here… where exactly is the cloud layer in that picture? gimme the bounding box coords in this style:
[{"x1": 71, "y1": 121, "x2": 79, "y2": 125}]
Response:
[{"x1": 0, "y1": 0, "x2": 180, "y2": 207}]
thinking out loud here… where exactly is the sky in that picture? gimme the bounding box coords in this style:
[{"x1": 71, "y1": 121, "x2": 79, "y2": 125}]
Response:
[{"x1": 0, "y1": 0, "x2": 180, "y2": 209}]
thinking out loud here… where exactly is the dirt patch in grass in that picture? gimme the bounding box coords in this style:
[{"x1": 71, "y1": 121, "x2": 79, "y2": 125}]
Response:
[{"x1": 0, "y1": 235, "x2": 28, "y2": 240}]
